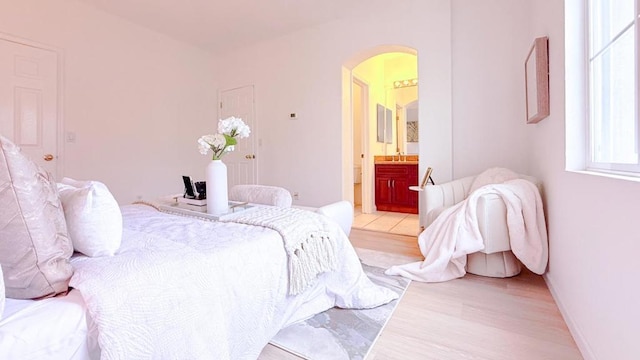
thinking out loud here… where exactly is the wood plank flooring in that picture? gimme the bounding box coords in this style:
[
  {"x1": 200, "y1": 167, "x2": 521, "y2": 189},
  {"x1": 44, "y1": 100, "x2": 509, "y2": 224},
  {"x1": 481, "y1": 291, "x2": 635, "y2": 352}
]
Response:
[{"x1": 259, "y1": 228, "x2": 583, "y2": 360}]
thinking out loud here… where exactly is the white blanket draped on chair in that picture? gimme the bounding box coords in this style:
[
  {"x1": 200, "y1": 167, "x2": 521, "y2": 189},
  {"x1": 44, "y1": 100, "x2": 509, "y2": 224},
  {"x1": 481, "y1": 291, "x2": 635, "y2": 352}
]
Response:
[{"x1": 385, "y1": 179, "x2": 548, "y2": 282}]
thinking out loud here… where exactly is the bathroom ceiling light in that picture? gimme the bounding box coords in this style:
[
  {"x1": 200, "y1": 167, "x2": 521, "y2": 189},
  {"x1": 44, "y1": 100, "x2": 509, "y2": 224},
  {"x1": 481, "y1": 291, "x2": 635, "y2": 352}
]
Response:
[{"x1": 393, "y1": 78, "x2": 418, "y2": 88}]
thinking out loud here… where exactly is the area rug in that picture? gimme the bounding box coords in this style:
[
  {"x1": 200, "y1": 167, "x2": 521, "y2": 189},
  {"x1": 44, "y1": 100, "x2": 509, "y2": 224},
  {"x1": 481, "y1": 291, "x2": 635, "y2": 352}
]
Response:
[{"x1": 269, "y1": 248, "x2": 413, "y2": 360}]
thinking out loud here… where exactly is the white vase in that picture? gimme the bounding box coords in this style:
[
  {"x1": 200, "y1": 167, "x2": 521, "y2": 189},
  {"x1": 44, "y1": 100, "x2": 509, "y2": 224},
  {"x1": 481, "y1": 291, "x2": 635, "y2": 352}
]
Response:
[{"x1": 206, "y1": 159, "x2": 229, "y2": 215}]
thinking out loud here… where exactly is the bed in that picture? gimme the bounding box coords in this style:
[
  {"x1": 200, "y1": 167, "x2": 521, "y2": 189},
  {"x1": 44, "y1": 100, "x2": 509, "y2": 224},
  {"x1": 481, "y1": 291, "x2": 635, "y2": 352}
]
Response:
[
  {"x1": 0, "y1": 289, "x2": 96, "y2": 359},
  {"x1": 1, "y1": 204, "x2": 397, "y2": 359},
  {"x1": 0, "y1": 135, "x2": 397, "y2": 359}
]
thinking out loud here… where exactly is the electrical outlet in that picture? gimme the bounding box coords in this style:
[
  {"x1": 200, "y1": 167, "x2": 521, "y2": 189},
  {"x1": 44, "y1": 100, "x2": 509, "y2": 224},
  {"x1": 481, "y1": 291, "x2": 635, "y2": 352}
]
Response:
[{"x1": 293, "y1": 192, "x2": 299, "y2": 200}]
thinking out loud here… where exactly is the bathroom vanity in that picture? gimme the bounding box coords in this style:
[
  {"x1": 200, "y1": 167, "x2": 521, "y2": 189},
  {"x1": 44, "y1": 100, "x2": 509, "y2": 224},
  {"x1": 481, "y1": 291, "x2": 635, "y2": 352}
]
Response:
[{"x1": 374, "y1": 157, "x2": 419, "y2": 214}]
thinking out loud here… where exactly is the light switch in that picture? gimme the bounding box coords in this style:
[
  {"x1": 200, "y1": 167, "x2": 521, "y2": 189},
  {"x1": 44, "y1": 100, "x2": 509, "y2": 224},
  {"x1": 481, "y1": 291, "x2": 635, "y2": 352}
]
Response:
[{"x1": 66, "y1": 131, "x2": 76, "y2": 143}]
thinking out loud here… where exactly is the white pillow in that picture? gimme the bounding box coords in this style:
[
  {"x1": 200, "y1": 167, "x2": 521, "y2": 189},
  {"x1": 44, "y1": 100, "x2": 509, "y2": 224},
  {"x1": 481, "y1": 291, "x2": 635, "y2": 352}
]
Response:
[
  {"x1": 0, "y1": 135, "x2": 73, "y2": 299},
  {"x1": 57, "y1": 178, "x2": 123, "y2": 257}
]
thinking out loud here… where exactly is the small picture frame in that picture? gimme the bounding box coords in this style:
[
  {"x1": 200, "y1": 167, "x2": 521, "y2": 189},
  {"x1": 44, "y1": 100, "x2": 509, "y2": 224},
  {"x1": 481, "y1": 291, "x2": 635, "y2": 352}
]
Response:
[
  {"x1": 525, "y1": 36, "x2": 550, "y2": 124},
  {"x1": 419, "y1": 167, "x2": 434, "y2": 188}
]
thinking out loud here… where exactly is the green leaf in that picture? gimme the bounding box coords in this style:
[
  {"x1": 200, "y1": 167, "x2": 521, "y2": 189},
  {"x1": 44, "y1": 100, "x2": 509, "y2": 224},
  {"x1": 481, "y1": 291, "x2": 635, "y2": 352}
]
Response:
[{"x1": 224, "y1": 134, "x2": 237, "y2": 146}]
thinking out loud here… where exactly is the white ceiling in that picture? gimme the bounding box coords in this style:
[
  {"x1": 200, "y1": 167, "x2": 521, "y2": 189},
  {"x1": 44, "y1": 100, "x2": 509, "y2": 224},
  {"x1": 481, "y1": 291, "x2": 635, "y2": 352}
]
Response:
[{"x1": 75, "y1": 0, "x2": 390, "y2": 53}]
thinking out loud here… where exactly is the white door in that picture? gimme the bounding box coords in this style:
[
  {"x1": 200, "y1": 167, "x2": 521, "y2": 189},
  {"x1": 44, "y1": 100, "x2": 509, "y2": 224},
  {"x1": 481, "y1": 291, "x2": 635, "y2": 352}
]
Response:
[
  {"x1": 219, "y1": 85, "x2": 256, "y2": 186},
  {"x1": 0, "y1": 38, "x2": 59, "y2": 178},
  {"x1": 353, "y1": 77, "x2": 373, "y2": 214}
]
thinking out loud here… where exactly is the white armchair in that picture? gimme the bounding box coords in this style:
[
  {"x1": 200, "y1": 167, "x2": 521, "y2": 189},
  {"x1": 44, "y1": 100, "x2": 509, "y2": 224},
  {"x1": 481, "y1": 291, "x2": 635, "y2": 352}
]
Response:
[
  {"x1": 228, "y1": 184, "x2": 292, "y2": 207},
  {"x1": 229, "y1": 185, "x2": 353, "y2": 237},
  {"x1": 423, "y1": 172, "x2": 540, "y2": 278}
]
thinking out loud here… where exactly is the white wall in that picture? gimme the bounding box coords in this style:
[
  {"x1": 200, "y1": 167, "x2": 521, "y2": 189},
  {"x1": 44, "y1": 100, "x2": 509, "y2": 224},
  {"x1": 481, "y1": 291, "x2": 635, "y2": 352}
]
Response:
[
  {"x1": 451, "y1": 0, "x2": 532, "y2": 178},
  {"x1": 212, "y1": 0, "x2": 452, "y2": 207},
  {"x1": 449, "y1": 1, "x2": 640, "y2": 358},
  {"x1": 0, "y1": 0, "x2": 217, "y2": 204},
  {"x1": 450, "y1": 2, "x2": 640, "y2": 358},
  {"x1": 529, "y1": 1, "x2": 640, "y2": 359},
  {"x1": 5, "y1": 1, "x2": 635, "y2": 356}
]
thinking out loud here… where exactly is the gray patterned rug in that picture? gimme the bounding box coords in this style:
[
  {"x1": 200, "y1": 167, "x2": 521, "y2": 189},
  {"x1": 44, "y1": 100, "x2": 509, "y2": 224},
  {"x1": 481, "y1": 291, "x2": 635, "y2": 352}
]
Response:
[{"x1": 269, "y1": 255, "x2": 411, "y2": 360}]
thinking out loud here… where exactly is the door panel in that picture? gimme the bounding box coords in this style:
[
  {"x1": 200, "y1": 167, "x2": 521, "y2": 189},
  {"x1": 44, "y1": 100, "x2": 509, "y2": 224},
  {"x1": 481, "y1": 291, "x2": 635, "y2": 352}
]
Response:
[
  {"x1": 15, "y1": 87, "x2": 43, "y2": 145},
  {"x1": 392, "y1": 177, "x2": 412, "y2": 205},
  {"x1": 219, "y1": 86, "x2": 256, "y2": 186},
  {"x1": 375, "y1": 176, "x2": 392, "y2": 206},
  {"x1": 0, "y1": 38, "x2": 58, "y2": 177}
]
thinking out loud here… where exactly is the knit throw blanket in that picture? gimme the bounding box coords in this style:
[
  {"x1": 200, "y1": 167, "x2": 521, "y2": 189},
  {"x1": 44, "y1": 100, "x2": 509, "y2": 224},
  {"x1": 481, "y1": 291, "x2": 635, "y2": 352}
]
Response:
[
  {"x1": 224, "y1": 207, "x2": 338, "y2": 295},
  {"x1": 135, "y1": 201, "x2": 339, "y2": 295}
]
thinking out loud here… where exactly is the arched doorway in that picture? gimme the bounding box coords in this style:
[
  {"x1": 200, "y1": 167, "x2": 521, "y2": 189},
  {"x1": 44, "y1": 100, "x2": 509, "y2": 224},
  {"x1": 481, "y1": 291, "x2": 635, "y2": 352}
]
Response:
[{"x1": 341, "y1": 46, "x2": 418, "y2": 216}]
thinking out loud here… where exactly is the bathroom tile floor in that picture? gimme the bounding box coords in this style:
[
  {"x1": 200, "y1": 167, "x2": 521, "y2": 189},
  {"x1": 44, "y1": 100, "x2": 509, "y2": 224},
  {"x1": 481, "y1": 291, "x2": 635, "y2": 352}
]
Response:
[{"x1": 353, "y1": 206, "x2": 420, "y2": 237}]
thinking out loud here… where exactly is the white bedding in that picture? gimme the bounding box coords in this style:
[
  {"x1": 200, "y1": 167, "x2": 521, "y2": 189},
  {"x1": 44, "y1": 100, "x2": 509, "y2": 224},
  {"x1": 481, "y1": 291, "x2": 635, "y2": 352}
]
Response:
[
  {"x1": 0, "y1": 290, "x2": 98, "y2": 359},
  {"x1": 68, "y1": 204, "x2": 396, "y2": 359}
]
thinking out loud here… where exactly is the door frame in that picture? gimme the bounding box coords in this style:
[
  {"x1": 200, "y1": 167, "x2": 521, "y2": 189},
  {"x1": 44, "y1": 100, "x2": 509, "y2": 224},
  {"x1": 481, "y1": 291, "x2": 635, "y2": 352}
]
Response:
[
  {"x1": 352, "y1": 76, "x2": 372, "y2": 213},
  {"x1": 0, "y1": 32, "x2": 65, "y2": 179}
]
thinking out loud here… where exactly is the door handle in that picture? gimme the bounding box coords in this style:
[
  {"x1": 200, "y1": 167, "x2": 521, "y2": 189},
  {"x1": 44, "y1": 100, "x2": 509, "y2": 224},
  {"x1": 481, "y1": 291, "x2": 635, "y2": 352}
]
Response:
[
  {"x1": 387, "y1": 179, "x2": 391, "y2": 188},
  {"x1": 43, "y1": 154, "x2": 54, "y2": 161},
  {"x1": 245, "y1": 154, "x2": 256, "y2": 159}
]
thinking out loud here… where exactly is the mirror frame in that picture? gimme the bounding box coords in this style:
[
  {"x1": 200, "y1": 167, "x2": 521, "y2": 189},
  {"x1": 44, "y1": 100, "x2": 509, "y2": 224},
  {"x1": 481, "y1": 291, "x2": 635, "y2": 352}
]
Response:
[
  {"x1": 376, "y1": 104, "x2": 385, "y2": 142},
  {"x1": 525, "y1": 36, "x2": 550, "y2": 124},
  {"x1": 384, "y1": 107, "x2": 392, "y2": 144}
]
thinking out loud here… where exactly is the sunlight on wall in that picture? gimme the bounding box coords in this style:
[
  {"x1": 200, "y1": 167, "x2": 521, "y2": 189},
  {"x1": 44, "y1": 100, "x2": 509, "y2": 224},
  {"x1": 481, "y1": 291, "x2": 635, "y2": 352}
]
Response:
[{"x1": 352, "y1": 52, "x2": 418, "y2": 156}]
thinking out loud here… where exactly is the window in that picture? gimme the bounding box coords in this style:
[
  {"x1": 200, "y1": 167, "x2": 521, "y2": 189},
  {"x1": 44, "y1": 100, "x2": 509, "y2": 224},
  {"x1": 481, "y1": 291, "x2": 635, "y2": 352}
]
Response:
[{"x1": 587, "y1": 0, "x2": 640, "y2": 174}]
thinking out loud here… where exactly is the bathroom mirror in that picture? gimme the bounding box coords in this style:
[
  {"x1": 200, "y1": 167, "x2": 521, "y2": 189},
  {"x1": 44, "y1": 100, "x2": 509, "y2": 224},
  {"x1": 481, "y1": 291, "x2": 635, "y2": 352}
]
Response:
[
  {"x1": 387, "y1": 86, "x2": 418, "y2": 155},
  {"x1": 376, "y1": 103, "x2": 392, "y2": 144},
  {"x1": 376, "y1": 104, "x2": 384, "y2": 142}
]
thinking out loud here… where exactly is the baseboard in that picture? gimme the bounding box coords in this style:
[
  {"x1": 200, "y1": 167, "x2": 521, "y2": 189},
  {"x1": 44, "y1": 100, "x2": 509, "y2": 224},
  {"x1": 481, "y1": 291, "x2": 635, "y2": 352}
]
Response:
[{"x1": 543, "y1": 273, "x2": 597, "y2": 360}]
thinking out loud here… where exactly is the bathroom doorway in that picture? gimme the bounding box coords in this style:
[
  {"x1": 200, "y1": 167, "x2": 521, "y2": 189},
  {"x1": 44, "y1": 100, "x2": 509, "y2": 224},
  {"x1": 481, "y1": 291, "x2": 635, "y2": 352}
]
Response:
[
  {"x1": 350, "y1": 52, "x2": 418, "y2": 210},
  {"x1": 347, "y1": 50, "x2": 420, "y2": 235}
]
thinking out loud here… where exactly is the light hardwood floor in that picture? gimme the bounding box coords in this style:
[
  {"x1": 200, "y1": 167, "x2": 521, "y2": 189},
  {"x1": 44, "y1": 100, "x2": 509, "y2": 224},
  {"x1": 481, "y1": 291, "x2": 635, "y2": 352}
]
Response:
[{"x1": 259, "y1": 229, "x2": 583, "y2": 360}]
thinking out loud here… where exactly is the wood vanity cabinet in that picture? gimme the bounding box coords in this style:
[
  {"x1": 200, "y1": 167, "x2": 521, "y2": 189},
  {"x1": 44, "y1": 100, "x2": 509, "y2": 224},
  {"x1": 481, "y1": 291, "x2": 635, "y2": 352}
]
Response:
[{"x1": 374, "y1": 163, "x2": 419, "y2": 214}]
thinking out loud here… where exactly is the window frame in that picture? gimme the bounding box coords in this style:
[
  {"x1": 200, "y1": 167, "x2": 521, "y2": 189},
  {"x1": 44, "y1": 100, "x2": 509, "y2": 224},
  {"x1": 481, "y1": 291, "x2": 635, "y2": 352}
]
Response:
[{"x1": 585, "y1": 0, "x2": 640, "y2": 175}]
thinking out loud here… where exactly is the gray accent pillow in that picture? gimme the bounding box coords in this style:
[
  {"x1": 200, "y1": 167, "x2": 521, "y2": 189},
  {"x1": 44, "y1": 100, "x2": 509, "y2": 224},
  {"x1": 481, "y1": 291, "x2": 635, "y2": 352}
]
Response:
[{"x1": 0, "y1": 135, "x2": 73, "y2": 299}]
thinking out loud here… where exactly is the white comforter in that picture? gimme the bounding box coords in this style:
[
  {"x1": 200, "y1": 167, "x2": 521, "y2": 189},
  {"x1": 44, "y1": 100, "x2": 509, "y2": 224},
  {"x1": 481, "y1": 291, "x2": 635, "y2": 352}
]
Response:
[
  {"x1": 70, "y1": 205, "x2": 396, "y2": 360},
  {"x1": 386, "y1": 179, "x2": 548, "y2": 282}
]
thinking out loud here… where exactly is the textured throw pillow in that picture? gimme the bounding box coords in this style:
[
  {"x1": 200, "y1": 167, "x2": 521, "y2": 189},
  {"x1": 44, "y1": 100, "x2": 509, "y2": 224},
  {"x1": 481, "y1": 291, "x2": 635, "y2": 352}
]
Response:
[
  {"x1": 468, "y1": 167, "x2": 520, "y2": 195},
  {"x1": 57, "y1": 178, "x2": 123, "y2": 257},
  {"x1": 0, "y1": 135, "x2": 73, "y2": 299}
]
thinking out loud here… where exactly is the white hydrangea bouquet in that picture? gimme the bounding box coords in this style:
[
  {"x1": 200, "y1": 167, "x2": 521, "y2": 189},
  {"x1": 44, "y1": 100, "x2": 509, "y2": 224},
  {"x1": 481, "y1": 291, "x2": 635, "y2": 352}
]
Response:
[{"x1": 198, "y1": 116, "x2": 251, "y2": 160}]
